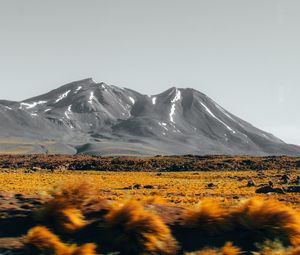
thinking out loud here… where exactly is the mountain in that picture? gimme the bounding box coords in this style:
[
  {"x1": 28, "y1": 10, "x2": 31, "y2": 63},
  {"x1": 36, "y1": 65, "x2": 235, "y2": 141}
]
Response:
[{"x1": 0, "y1": 78, "x2": 299, "y2": 156}]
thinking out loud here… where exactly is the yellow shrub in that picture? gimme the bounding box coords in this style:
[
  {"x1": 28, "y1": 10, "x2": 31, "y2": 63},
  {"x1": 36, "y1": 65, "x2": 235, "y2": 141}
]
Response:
[
  {"x1": 48, "y1": 182, "x2": 93, "y2": 210},
  {"x1": 231, "y1": 199, "x2": 300, "y2": 246},
  {"x1": 25, "y1": 226, "x2": 65, "y2": 252},
  {"x1": 59, "y1": 208, "x2": 86, "y2": 233},
  {"x1": 180, "y1": 199, "x2": 232, "y2": 235},
  {"x1": 35, "y1": 182, "x2": 92, "y2": 233},
  {"x1": 25, "y1": 226, "x2": 97, "y2": 255},
  {"x1": 221, "y1": 242, "x2": 241, "y2": 255},
  {"x1": 185, "y1": 242, "x2": 241, "y2": 255},
  {"x1": 71, "y1": 243, "x2": 97, "y2": 255},
  {"x1": 103, "y1": 200, "x2": 178, "y2": 254}
]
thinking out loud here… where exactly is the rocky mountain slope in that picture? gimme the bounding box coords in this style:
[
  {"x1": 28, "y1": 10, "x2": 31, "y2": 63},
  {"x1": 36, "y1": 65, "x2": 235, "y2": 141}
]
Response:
[{"x1": 0, "y1": 78, "x2": 299, "y2": 156}]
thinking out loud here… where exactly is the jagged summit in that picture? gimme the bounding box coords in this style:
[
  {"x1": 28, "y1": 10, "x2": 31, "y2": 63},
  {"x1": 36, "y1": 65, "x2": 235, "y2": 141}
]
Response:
[{"x1": 0, "y1": 78, "x2": 299, "y2": 156}]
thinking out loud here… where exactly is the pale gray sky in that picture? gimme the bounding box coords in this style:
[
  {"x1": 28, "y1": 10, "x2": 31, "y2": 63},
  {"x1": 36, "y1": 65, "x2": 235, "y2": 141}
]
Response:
[{"x1": 0, "y1": 0, "x2": 299, "y2": 145}]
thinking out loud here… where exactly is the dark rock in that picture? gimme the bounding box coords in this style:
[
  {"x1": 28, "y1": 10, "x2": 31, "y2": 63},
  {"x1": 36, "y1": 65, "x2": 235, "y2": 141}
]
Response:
[
  {"x1": 280, "y1": 174, "x2": 291, "y2": 182},
  {"x1": 132, "y1": 184, "x2": 143, "y2": 189},
  {"x1": 255, "y1": 185, "x2": 285, "y2": 194},
  {"x1": 207, "y1": 183, "x2": 215, "y2": 188},
  {"x1": 14, "y1": 194, "x2": 23, "y2": 199},
  {"x1": 247, "y1": 178, "x2": 256, "y2": 187},
  {"x1": 241, "y1": 160, "x2": 254, "y2": 166},
  {"x1": 286, "y1": 186, "x2": 300, "y2": 193},
  {"x1": 144, "y1": 185, "x2": 155, "y2": 189},
  {"x1": 273, "y1": 188, "x2": 285, "y2": 194}
]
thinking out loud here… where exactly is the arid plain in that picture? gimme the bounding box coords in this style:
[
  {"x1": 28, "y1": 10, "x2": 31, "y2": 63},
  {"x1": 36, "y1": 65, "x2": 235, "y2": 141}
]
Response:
[{"x1": 1, "y1": 155, "x2": 300, "y2": 254}]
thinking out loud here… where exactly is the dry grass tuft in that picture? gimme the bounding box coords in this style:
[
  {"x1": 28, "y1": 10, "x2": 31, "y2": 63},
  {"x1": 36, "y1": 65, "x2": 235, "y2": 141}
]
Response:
[
  {"x1": 185, "y1": 242, "x2": 241, "y2": 255},
  {"x1": 35, "y1": 182, "x2": 92, "y2": 233},
  {"x1": 256, "y1": 247, "x2": 300, "y2": 255},
  {"x1": 25, "y1": 226, "x2": 97, "y2": 255},
  {"x1": 48, "y1": 182, "x2": 93, "y2": 210},
  {"x1": 185, "y1": 249, "x2": 218, "y2": 255},
  {"x1": 220, "y1": 242, "x2": 241, "y2": 255},
  {"x1": 254, "y1": 240, "x2": 300, "y2": 255},
  {"x1": 25, "y1": 225, "x2": 65, "y2": 252},
  {"x1": 58, "y1": 208, "x2": 86, "y2": 233},
  {"x1": 231, "y1": 198, "x2": 300, "y2": 246},
  {"x1": 180, "y1": 199, "x2": 232, "y2": 235},
  {"x1": 71, "y1": 243, "x2": 97, "y2": 255},
  {"x1": 36, "y1": 202, "x2": 86, "y2": 233},
  {"x1": 103, "y1": 200, "x2": 178, "y2": 254}
]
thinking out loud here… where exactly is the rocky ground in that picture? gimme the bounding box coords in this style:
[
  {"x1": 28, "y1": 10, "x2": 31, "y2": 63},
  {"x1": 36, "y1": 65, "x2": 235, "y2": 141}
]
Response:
[{"x1": 0, "y1": 154, "x2": 300, "y2": 171}]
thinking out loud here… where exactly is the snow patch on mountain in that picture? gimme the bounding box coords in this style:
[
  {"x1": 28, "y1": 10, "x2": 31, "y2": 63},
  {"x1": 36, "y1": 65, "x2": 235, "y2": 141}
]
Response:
[
  {"x1": 65, "y1": 105, "x2": 72, "y2": 119},
  {"x1": 171, "y1": 89, "x2": 181, "y2": 103},
  {"x1": 129, "y1": 97, "x2": 135, "y2": 104},
  {"x1": 158, "y1": 122, "x2": 168, "y2": 131},
  {"x1": 19, "y1": 101, "x2": 47, "y2": 110},
  {"x1": 88, "y1": 92, "x2": 95, "y2": 104},
  {"x1": 200, "y1": 102, "x2": 236, "y2": 134},
  {"x1": 169, "y1": 104, "x2": 176, "y2": 123},
  {"x1": 169, "y1": 89, "x2": 181, "y2": 123},
  {"x1": 74, "y1": 86, "x2": 82, "y2": 94},
  {"x1": 152, "y1": 97, "x2": 157, "y2": 105},
  {"x1": 55, "y1": 90, "x2": 71, "y2": 103}
]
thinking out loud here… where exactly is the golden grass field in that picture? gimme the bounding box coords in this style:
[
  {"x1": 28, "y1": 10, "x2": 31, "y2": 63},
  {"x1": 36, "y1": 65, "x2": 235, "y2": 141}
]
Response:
[
  {"x1": 2, "y1": 168, "x2": 300, "y2": 254},
  {"x1": 1, "y1": 168, "x2": 300, "y2": 206}
]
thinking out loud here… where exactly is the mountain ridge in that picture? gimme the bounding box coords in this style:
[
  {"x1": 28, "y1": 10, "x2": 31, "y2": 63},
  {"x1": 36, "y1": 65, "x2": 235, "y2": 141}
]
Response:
[{"x1": 0, "y1": 78, "x2": 299, "y2": 156}]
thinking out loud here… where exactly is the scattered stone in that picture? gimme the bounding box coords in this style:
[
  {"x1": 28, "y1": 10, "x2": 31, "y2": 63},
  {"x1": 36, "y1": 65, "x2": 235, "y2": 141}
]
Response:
[
  {"x1": 286, "y1": 186, "x2": 300, "y2": 193},
  {"x1": 132, "y1": 183, "x2": 143, "y2": 189},
  {"x1": 241, "y1": 160, "x2": 254, "y2": 166},
  {"x1": 280, "y1": 174, "x2": 291, "y2": 184},
  {"x1": 255, "y1": 185, "x2": 285, "y2": 194},
  {"x1": 247, "y1": 178, "x2": 256, "y2": 187},
  {"x1": 207, "y1": 183, "x2": 216, "y2": 188},
  {"x1": 14, "y1": 194, "x2": 23, "y2": 199},
  {"x1": 273, "y1": 188, "x2": 285, "y2": 194},
  {"x1": 30, "y1": 166, "x2": 41, "y2": 171},
  {"x1": 144, "y1": 185, "x2": 155, "y2": 189}
]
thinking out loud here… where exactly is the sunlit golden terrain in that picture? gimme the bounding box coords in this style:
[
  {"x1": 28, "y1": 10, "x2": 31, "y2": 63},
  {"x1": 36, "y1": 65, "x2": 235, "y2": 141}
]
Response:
[{"x1": 1, "y1": 169, "x2": 300, "y2": 206}]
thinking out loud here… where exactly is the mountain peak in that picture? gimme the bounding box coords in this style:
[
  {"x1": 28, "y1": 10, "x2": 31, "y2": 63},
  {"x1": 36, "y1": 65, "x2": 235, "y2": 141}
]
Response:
[{"x1": 0, "y1": 79, "x2": 299, "y2": 156}]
